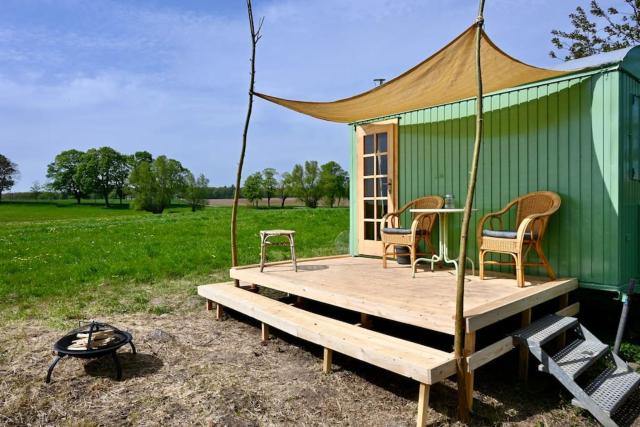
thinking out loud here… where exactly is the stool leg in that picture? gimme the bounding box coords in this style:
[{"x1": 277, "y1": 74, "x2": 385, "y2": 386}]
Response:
[{"x1": 289, "y1": 234, "x2": 297, "y2": 272}]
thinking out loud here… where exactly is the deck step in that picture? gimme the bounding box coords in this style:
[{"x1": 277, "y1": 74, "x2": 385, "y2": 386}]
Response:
[
  {"x1": 514, "y1": 315, "x2": 640, "y2": 426},
  {"x1": 545, "y1": 339, "x2": 608, "y2": 379},
  {"x1": 513, "y1": 314, "x2": 578, "y2": 345},
  {"x1": 198, "y1": 282, "x2": 456, "y2": 385},
  {"x1": 583, "y1": 367, "x2": 640, "y2": 415}
]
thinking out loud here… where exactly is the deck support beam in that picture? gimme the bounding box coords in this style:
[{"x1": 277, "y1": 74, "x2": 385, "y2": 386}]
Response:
[
  {"x1": 416, "y1": 383, "x2": 430, "y2": 427},
  {"x1": 323, "y1": 348, "x2": 333, "y2": 373},
  {"x1": 261, "y1": 323, "x2": 270, "y2": 343},
  {"x1": 215, "y1": 304, "x2": 224, "y2": 321},
  {"x1": 464, "y1": 331, "x2": 476, "y2": 410},
  {"x1": 519, "y1": 308, "x2": 532, "y2": 381},
  {"x1": 206, "y1": 299, "x2": 213, "y2": 311}
]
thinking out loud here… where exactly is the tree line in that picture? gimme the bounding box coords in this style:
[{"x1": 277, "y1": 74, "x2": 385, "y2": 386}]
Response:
[{"x1": 243, "y1": 160, "x2": 348, "y2": 208}]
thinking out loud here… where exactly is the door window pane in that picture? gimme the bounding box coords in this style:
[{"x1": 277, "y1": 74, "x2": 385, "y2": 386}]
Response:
[
  {"x1": 364, "y1": 135, "x2": 375, "y2": 154},
  {"x1": 364, "y1": 157, "x2": 374, "y2": 176},
  {"x1": 377, "y1": 154, "x2": 388, "y2": 175},
  {"x1": 377, "y1": 133, "x2": 387, "y2": 153},
  {"x1": 364, "y1": 221, "x2": 375, "y2": 240},
  {"x1": 377, "y1": 200, "x2": 387, "y2": 218},
  {"x1": 364, "y1": 178, "x2": 374, "y2": 197},
  {"x1": 364, "y1": 200, "x2": 375, "y2": 219},
  {"x1": 377, "y1": 177, "x2": 387, "y2": 196}
]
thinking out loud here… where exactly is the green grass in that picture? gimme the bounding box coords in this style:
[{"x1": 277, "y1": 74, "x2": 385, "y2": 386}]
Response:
[{"x1": 0, "y1": 202, "x2": 349, "y2": 321}]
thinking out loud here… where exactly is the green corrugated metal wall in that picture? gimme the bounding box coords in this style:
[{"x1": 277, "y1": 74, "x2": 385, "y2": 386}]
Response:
[{"x1": 350, "y1": 69, "x2": 640, "y2": 292}]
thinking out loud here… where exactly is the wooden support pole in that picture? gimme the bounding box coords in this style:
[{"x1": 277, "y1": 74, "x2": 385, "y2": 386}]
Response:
[
  {"x1": 464, "y1": 331, "x2": 476, "y2": 411},
  {"x1": 216, "y1": 304, "x2": 224, "y2": 321},
  {"x1": 558, "y1": 293, "x2": 569, "y2": 348},
  {"x1": 360, "y1": 313, "x2": 372, "y2": 328},
  {"x1": 261, "y1": 323, "x2": 269, "y2": 343},
  {"x1": 206, "y1": 299, "x2": 213, "y2": 311},
  {"x1": 323, "y1": 348, "x2": 333, "y2": 374},
  {"x1": 416, "y1": 383, "x2": 430, "y2": 427},
  {"x1": 519, "y1": 308, "x2": 532, "y2": 382}
]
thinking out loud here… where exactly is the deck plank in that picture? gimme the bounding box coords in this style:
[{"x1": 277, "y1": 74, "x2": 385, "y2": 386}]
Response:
[{"x1": 230, "y1": 256, "x2": 577, "y2": 335}]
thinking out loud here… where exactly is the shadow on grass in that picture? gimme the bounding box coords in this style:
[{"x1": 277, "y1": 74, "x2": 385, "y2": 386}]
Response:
[{"x1": 84, "y1": 352, "x2": 163, "y2": 380}]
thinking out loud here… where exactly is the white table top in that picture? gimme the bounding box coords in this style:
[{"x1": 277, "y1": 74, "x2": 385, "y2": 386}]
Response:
[{"x1": 409, "y1": 208, "x2": 477, "y2": 213}]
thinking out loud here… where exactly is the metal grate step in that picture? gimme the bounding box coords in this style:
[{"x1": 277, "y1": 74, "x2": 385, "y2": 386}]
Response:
[
  {"x1": 512, "y1": 314, "x2": 578, "y2": 346},
  {"x1": 583, "y1": 366, "x2": 640, "y2": 415},
  {"x1": 550, "y1": 339, "x2": 609, "y2": 379}
]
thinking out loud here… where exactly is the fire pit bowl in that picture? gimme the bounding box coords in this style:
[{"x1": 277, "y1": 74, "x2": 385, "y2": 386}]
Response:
[{"x1": 46, "y1": 321, "x2": 136, "y2": 383}]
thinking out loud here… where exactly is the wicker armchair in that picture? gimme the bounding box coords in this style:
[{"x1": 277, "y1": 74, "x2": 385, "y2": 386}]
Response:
[
  {"x1": 477, "y1": 191, "x2": 561, "y2": 287},
  {"x1": 380, "y1": 196, "x2": 444, "y2": 268}
]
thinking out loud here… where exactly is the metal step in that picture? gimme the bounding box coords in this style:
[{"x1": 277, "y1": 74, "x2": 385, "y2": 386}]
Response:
[
  {"x1": 549, "y1": 339, "x2": 609, "y2": 379},
  {"x1": 582, "y1": 366, "x2": 640, "y2": 415},
  {"x1": 513, "y1": 314, "x2": 578, "y2": 346}
]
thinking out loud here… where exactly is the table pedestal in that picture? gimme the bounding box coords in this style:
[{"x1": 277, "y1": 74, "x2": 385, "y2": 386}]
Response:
[{"x1": 412, "y1": 212, "x2": 474, "y2": 278}]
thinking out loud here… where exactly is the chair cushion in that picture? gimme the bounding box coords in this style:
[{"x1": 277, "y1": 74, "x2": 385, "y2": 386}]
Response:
[
  {"x1": 482, "y1": 229, "x2": 538, "y2": 240},
  {"x1": 382, "y1": 227, "x2": 412, "y2": 235}
]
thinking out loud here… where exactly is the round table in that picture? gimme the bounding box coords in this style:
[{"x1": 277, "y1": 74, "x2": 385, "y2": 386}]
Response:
[{"x1": 409, "y1": 208, "x2": 475, "y2": 278}]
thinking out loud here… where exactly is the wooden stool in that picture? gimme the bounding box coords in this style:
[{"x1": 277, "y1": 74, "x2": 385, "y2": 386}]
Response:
[{"x1": 260, "y1": 230, "x2": 297, "y2": 272}]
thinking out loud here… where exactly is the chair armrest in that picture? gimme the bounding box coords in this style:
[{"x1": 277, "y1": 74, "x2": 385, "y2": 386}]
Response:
[
  {"x1": 476, "y1": 199, "x2": 518, "y2": 247},
  {"x1": 410, "y1": 213, "x2": 435, "y2": 236},
  {"x1": 516, "y1": 213, "x2": 548, "y2": 242},
  {"x1": 381, "y1": 212, "x2": 401, "y2": 229}
]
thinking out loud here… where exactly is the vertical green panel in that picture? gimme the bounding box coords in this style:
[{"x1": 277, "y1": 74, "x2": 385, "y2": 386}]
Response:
[
  {"x1": 568, "y1": 79, "x2": 582, "y2": 277},
  {"x1": 580, "y1": 77, "x2": 594, "y2": 281}
]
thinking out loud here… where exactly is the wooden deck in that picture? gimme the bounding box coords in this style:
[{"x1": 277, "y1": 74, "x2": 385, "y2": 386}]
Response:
[
  {"x1": 230, "y1": 255, "x2": 578, "y2": 335},
  {"x1": 202, "y1": 255, "x2": 579, "y2": 426}
]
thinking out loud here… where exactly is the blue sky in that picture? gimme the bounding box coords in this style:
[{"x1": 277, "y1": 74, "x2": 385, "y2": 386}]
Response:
[{"x1": 1, "y1": 0, "x2": 592, "y2": 191}]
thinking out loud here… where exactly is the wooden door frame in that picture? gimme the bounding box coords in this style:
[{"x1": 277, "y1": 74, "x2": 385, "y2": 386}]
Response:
[{"x1": 356, "y1": 118, "x2": 399, "y2": 256}]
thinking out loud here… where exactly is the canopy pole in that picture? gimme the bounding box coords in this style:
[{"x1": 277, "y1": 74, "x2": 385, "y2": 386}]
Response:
[
  {"x1": 231, "y1": 0, "x2": 263, "y2": 284},
  {"x1": 454, "y1": 0, "x2": 485, "y2": 422}
]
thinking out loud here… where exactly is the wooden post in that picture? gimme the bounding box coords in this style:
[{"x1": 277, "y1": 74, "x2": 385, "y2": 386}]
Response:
[
  {"x1": 558, "y1": 293, "x2": 569, "y2": 348},
  {"x1": 360, "y1": 313, "x2": 372, "y2": 328},
  {"x1": 216, "y1": 304, "x2": 224, "y2": 321},
  {"x1": 453, "y1": 1, "x2": 485, "y2": 421},
  {"x1": 464, "y1": 331, "x2": 476, "y2": 411},
  {"x1": 261, "y1": 323, "x2": 269, "y2": 343},
  {"x1": 323, "y1": 348, "x2": 333, "y2": 373},
  {"x1": 519, "y1": 308, "x2": 532, "y2": 381},
  {"x1": 416, "y1": 383, "x2": 430, "y2": 427},
  {"x1": 206, "y1": 299, "x2": 213, "y2": 311}
]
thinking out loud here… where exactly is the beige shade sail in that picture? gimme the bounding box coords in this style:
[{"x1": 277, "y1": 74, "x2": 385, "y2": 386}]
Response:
[{"x1": 255, "y1": 24, "x2": 571, "y2": 123}]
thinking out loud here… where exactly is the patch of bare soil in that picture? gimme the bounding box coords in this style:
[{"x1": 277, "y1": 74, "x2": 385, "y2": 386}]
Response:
[{"x1": 0, "y1": 298, "x2": 624, "y2": 426}]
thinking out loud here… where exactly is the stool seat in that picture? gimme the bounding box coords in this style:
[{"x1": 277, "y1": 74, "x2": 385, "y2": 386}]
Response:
[{"x1": 260, "y1": 229, "x2": 297, "y2": 272}]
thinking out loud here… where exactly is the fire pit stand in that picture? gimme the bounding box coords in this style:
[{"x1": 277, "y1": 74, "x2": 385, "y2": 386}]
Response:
[{"x1": 46, "y1": 321, "x2": 136, "y2": 383}]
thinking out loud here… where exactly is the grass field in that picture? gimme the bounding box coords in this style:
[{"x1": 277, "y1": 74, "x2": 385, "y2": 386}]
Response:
[{"x1": 0, "y1": 201, "x2": 349, "y2": 322}]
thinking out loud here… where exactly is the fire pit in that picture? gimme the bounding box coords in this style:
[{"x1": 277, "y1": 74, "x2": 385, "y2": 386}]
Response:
[{"x1": 46, "y1": 321, "x2": 136, "y2": 383}]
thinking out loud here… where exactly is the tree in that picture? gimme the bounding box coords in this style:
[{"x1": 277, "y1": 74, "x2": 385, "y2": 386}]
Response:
[
  {"x1": 47, "y1": 149, "x2": 86, "y2": 204},
  {"x1": 550, "y1": 0, "x2": 640, "y2": 60},
  {"x1": 277, "y1": 171, "x2": 293, "y2": 208},
  {"x1": 243, "y1": 172, "x2": 263, "y2": 207},
  {"x1": 30, "y1": 181, "x2": 43, "y2": 200},
  {"x1": 0, "y1": 154, "x2": 19, "y2": 202},
  {"x1": 319, "y1": 161, "x2": 348, "y2": 208},
  {"x1": 132, "y1": 151, "x2": 153, "y2": 165},
  {"x1": 290, "y1": 161, "x2": 322, "y2": 208},
  {"x1": 129, "y1": 155, "x2": 188, "y2": 213},
  {"x1": 231, "y1": 0, "x2": 263, "y2": 281},
  {"x1": 184, "y1": 172, "x2": 210, "y2": 212},
  {"x1": 77, "y1": 147, "x2": 128, "y2": 207},
  {"x1": 261, "y1": 168, "x2": 278, "y2": 208}
]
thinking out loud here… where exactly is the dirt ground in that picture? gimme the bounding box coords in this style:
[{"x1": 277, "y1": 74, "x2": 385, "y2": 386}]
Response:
[{"x1": 0, "y1": 293, "x2": 634, "y2": 426}]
